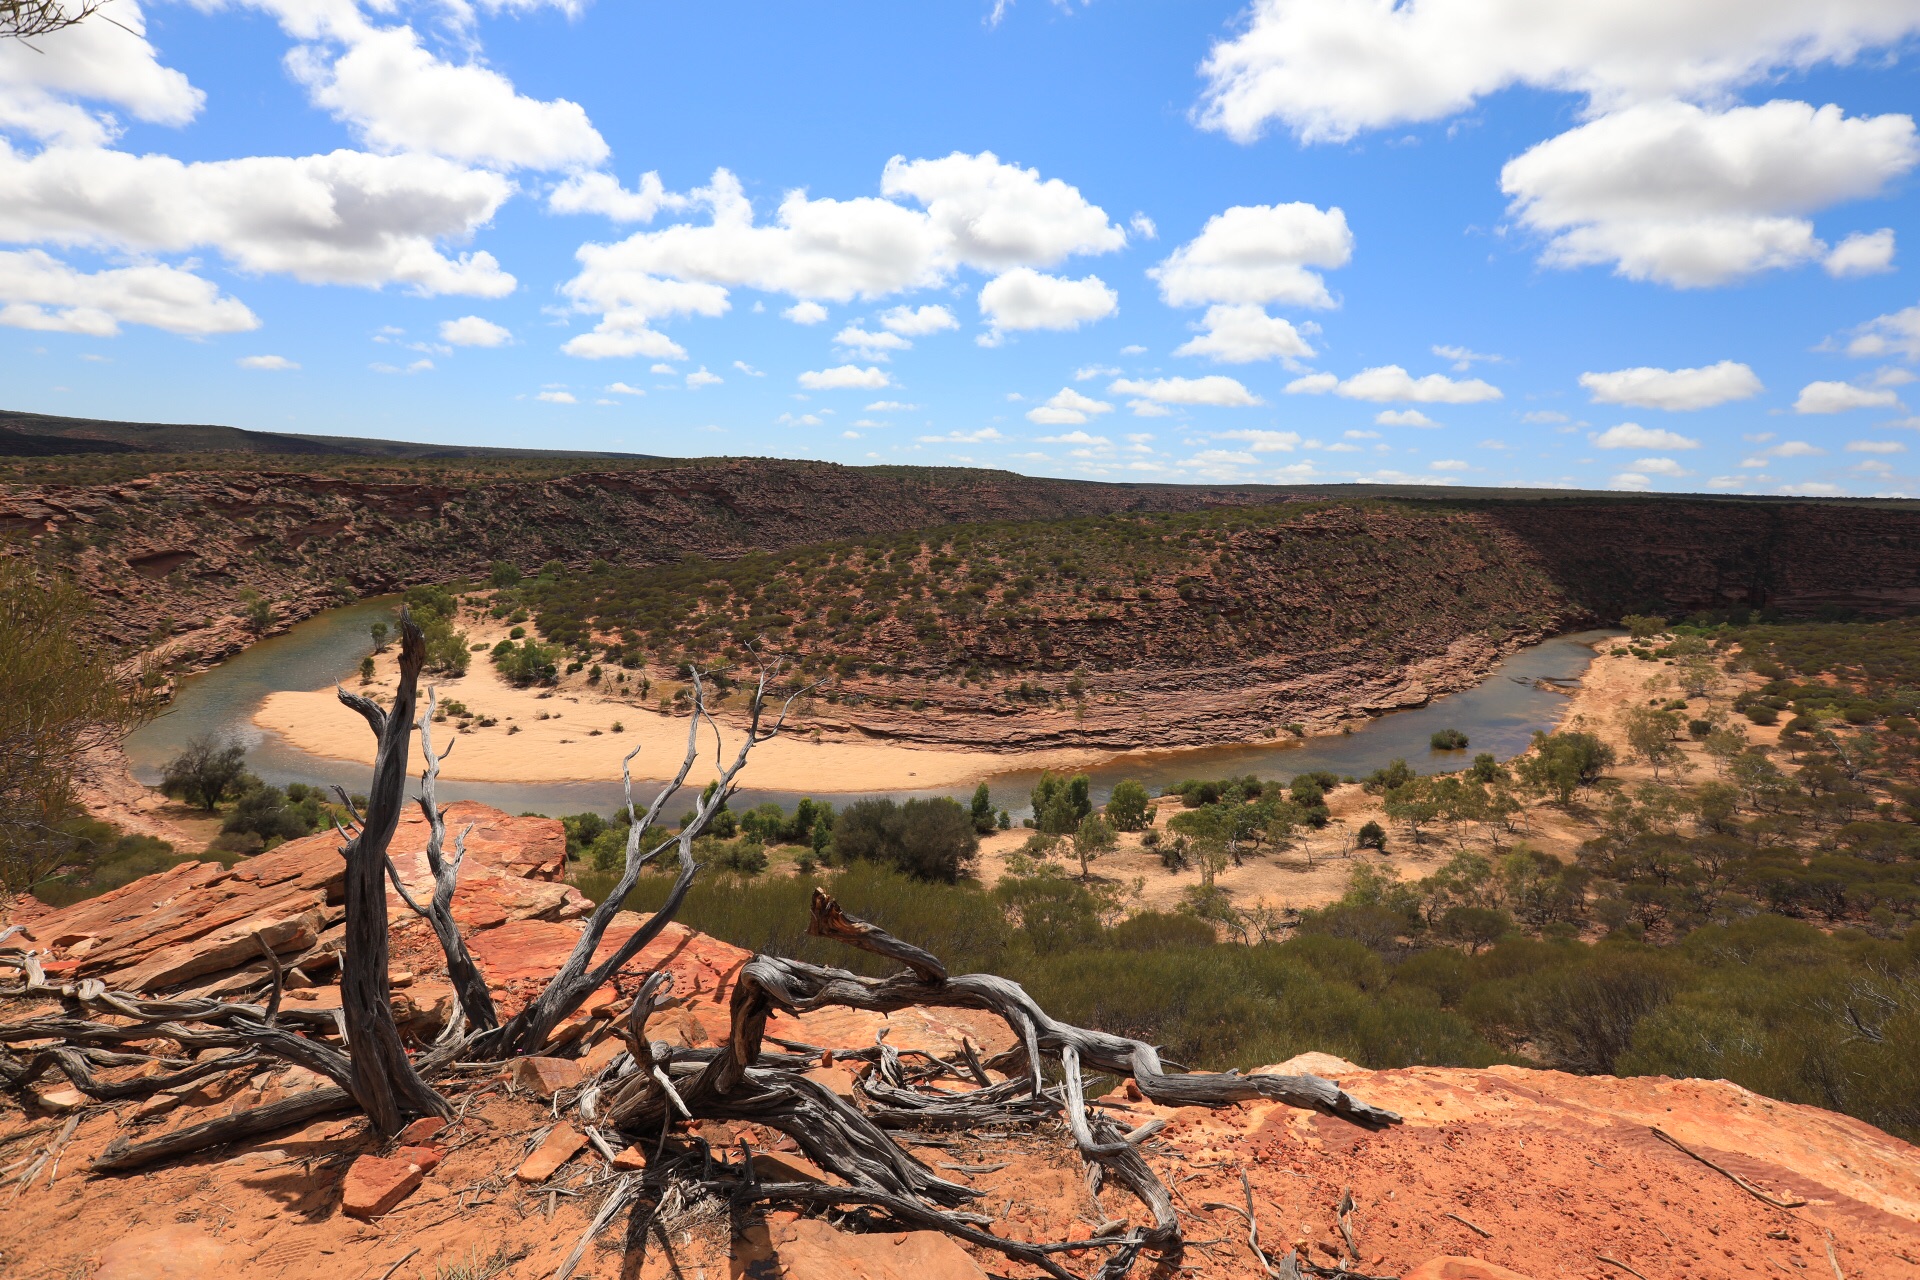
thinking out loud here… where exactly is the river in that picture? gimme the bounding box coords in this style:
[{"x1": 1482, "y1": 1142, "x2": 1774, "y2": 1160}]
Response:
[{"x1": 125, "y1": 599, "x2": 1616, "y2": 820}]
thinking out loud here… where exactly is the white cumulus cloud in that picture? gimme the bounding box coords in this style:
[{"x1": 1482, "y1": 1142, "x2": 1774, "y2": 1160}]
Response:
[
  {"x1": 1109, "y1": 375, "x2": 1262, "y2": 408},
  {"x1": 800, "y1": 364, "x2": 892, "y2": 390},
  {"x1": 288, "y1": 24, "x2": 608, "y2": 172},
  {"x1": 1215, "y1": 429, "x2": 1302, "y2": 452},
  {"x1": 1195, "y1": 0, "x2": 1920, "y2": 144},
  {"x1": 978, "y1": 268, "x2": 1117, "y2": 332},
  {"x1": 1631, "y1": 456, "x2": 1692, "y2": 476},
  {"x1": 0, "y1": 141, "x2": 515, "y2": 297},
  {"x1": 1826, "y1": 229, "x2": 1897, "y2": 277},
  {"x1": 0, "y1": 249, "x2": 257, "y2": 336},
  {"x1": 1376, "y1": 409, "x2": 1437, "y2": 427},
  {"x1": 1285, "y1": 365, "x2": 1502, "y2": 404},
  {"x1": 1149, "y1": 203, "x2": 1352, "y2": 309},
  {"x1": 1591, "y1": 423, "x2": 1702, "y2": 449},
  {"x1": 1794, "y1": 381, "x2": 1902, "y2": 413},
  {"x1": 0, "y1": 0, "x2": 202, "y2": 147},
  {"x1": 440, "y1": 315, "x2": 511, "y2": 347},
  {"x1": 1579, "y1": 360, "x2": 1763, "y2": 410},
  {"x1": 1026, "y1": 387, "x2": 1114, "y2": 426},
  {"x1": 1501, "y1": 100, "x2": 1918, "y2": 288},
  {"x1": 879, "y1": 304, "x2": 958, "y2": 335},
  {"x1": 834, "y1": 325, "x2": 912, "y2": 359},
  {"x1": 1843, "y1": 303, "x2": 1920, "y2": 362},
  {"x1": 878, "y1": 151, "x2": 1124, "y2": 268},
  {"x1": 1173, "y1": 303, "x2": 1315, "y2": 365},
  {"x1": 238, "y1": 353, "x2": 298, "y2": 370},
  {"x1": 783, "y1": 300, "x2": 829, "y2": 325}
]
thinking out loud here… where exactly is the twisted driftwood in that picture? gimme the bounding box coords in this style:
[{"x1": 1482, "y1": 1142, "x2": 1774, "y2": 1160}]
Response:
[{"x1": 589, "y1": 888, "x2": 1400, "y2": 1278}]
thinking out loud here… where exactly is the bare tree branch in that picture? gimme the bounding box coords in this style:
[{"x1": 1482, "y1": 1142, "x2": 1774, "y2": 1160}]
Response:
[{"x1": 1, "y1": 0, "x2": 106, "y2": 41}]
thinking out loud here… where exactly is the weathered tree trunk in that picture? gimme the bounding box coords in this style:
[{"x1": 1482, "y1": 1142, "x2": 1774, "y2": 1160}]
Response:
[
  {"x1": 386, "y1": 689, "x2": 498, "y2": 1033},
  {"x1": 333, "y1": 616, "x2": 450, "y2": 1134}
]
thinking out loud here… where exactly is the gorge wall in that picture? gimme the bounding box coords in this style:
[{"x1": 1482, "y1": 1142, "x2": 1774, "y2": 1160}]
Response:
[{"x1": 7, "y1": 457, "x2": 1920, "y2": 750}]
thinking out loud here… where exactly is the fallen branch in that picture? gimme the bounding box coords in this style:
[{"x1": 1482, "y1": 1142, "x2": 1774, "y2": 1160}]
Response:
[
  {"x1": 1650, "y1": 1127, "x2": 1806, "y2": 1210},
  {"x1": 91, "y1": 1086, "x2": 354, "y2": 1173},
  {"x1": 1441, "y1": 1211, "x2": 1490, "y2": 1238},
  {"x1": 1597, "y1": 1254, "x2": 1649, "y2": 1280},
  {"x1": 1200, "y1": 1172, "x2": 1281, "y2": 1278}
]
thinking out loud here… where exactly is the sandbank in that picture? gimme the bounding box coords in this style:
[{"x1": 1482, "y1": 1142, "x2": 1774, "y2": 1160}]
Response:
[{"x1": 253, "y1": 622, "x2": 1106, "y2": 793}]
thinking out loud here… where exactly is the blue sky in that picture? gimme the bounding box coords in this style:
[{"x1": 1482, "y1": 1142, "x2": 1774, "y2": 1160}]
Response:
[{"x1": 4, "y1": 1, "x2": 1920, "y2": 494}]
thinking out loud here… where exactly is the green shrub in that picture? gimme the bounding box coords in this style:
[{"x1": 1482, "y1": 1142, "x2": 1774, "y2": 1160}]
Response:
[
  {"x1": 1430, "y1": 728, "x2": 1470, "y2": 751},
  {"x1": 1363, "y1": 759, "x2": 1414, "y2": 794},
  {"x1": 1108, "y1": 911, "x2": 1217, "y2": 950},
  {"x1": 834, "y1": 797, "x2": 979, "y2": 882},
  {"x1": 1106, "y1": 779, "x2": 1151, "y2": 831}
]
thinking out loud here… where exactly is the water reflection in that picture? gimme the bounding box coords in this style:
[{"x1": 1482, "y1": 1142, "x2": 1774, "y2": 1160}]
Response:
[{"x1": 126, "y1": 601, "x2": 1615, "y2": 821}]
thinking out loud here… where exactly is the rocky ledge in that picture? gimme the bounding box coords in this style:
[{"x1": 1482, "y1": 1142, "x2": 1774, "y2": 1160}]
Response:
[{"x1": 3, "y1": 806, "x2": 1917, "y2": 1280}]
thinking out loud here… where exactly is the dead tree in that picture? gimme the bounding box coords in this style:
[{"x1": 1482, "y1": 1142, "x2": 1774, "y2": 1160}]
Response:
[
  {"x1": 3, "y1": 618, "x2": 1405, "y2": 1277},
  {"x1": 381, "y1": 686, "x2": 499, "y2": 1036},
  {"x1": 469, "y1": 664, "x2": 803, "y2": 1060},
  {"x1": 585, "y1": 888, "x2": 1400, "y2": 1279},
  {"x1": 332, "y1": 616, "x2": 452, "y2": 1134},
  {"x1": 0, "y1": 636, "x2": 806, "y2": 1163}
]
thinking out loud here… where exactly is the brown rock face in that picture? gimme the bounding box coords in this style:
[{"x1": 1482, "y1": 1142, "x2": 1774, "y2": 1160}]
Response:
[
  {"x1": 340, "y1": 1154, "x2": 423, "y2": 1217},
  {"x1": 762, "y1": 499, "x2": 1920, "y2": 750},
  {"x1": 1, "y1": 461, "x2": 1282, "y2": 663}
]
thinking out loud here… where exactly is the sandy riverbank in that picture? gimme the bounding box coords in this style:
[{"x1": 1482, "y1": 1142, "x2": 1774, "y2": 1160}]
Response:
[{"x1": 253, "y1": 620, "x2": 1108, "y2": 793}]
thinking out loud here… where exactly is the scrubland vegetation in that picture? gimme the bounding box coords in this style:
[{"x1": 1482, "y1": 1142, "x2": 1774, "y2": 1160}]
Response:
[
  {"x1": 507, "y1": 502, "x2": 1560, "y2": 685},
  {"x1": 544, "y1": 612, "x2": 1920, "y2": 1142},
  {"x1": 11, "y1": 551, "x2": 1920, "y2": 1143}
]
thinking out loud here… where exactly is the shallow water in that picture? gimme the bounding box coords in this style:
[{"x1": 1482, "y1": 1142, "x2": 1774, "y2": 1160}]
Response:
[{"x1": 126, "y1": 600, "x2": 1616, "y2": 820}]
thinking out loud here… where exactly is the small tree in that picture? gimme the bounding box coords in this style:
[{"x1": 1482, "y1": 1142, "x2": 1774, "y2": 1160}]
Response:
[
  {"x1": 968, "y1": 782, "x2": 996, "y2": 834},
  {"x1": 359, "y1": 656, "x2": 375, "y2": 683},
  {"x1": 1071, "y1": 812, "x2": 1117, "y2": 879},
  {"x1": 0, "y1": 562, "x2": 152, "y2": 894},
  {"x1": 1430, "y1": 728, "x2": 1470, "y2": 751},
  {"x1": 1622, "y1": 614, "x2": 1668, "y2": 641},
  {"x1": 489, "y1": 560, "x2": 523, "y2": 588},
  {"x1": 242, "y1": 594, "x2": 276, "y2": 634},
  {"x1": 1384, "y1": 779, "x2": 1441, "y2": 843},
  {"x1": 369, "y1": 620, "x2": 390, "y2": 652},
  {"x1": 1356, "y1": 820, "x2": 1387, "y2": 851},
  {"x1": 1622, "y1": 706, "x2": 1690, "y2": 781},
  {"x1": 1030, "y1": 770, "x2": 1091, "y2": 836},
  {"x1": 1106, "y1": 779, "x2": 1151, "y2": 831},
  {"x1": 160, "y1": 735, "x2": 250, "y2": 811},
  {"x1": 1363, "y1": 758, "x2": 1415, "y2": 794},
  {"x1": 1518, "y1": 730, "x2": 1615, "y2": 804}
]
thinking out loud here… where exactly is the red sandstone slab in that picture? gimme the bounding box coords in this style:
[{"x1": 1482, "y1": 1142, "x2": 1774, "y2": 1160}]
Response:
[{"x1": 341, "y1": 1155, "x2": 423, "y2": 1218}]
